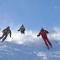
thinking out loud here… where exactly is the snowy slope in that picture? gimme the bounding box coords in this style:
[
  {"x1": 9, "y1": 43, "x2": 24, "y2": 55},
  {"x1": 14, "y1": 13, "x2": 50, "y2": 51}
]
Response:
[{"x1": 0, "y1": 30, "x2": 60, "y2": 60}]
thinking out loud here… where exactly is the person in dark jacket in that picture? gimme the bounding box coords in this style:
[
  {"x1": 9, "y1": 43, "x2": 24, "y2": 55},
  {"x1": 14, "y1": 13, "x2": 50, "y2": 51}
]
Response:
[
  {"x1": 37, "y1": 28, "x2": 52, "y2": 49},
  {"x1": 18, "y1": 24, "x2": 25, "y2": 34},
  {"x1": 0, "y1": 26, "x2": 11, "y2": 42}
]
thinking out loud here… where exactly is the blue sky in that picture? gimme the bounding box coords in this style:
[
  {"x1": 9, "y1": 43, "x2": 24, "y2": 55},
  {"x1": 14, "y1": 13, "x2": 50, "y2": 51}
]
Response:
[{"x1": 0, "y1": 0, "x2": 60, "y2": 30}]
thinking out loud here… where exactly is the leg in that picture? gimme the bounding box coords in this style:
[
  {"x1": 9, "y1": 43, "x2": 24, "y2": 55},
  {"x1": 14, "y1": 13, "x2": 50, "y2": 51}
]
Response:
[
  {"x1": 2, "y1": 34, "x2": 7, "y2": 42},
  {"x1": 47, "y1": 39, "x2": 52, "y2": 48},
  {"x1": 0, "y1": 34, "x2": 4, "y2": 39},
  {"x1": 44, "y1": 39, "x2": 49, "y2": 49}
]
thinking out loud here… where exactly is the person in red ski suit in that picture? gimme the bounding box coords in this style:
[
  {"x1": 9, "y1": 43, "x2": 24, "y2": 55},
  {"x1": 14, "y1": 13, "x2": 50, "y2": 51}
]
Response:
[{"x1": 37, "y1": 28, "x2": 52, "y2": 49}]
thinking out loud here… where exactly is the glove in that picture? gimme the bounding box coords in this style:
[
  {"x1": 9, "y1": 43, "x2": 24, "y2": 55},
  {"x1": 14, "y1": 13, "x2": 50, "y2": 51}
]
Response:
[{"x1": 37, "y1": 35, "x2": 40, "y2": 37}]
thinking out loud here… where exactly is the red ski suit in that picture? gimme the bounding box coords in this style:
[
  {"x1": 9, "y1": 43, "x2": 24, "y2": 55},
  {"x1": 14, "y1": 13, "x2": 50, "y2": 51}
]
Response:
[{"x1": 37, "y1": 30, "x2": 52, "y2": 49}]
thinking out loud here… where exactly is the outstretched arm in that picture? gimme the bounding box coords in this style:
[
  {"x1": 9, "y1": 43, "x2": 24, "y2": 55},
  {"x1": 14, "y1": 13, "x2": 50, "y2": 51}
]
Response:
[
  {"x1": 45, "y1": 30, "x2": 49, "y2": 34},
  {"x1": 37, "y1": 32, "x2": 41, "y2": 37},
  {"x1": 18, "y1": 28, "x2": 21, "y2": 31}
]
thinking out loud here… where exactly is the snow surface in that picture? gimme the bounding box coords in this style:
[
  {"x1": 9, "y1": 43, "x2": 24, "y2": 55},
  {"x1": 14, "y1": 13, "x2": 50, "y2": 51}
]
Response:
[{"x1": 0, "y1": 30, "x2": 60, "y2": 60}]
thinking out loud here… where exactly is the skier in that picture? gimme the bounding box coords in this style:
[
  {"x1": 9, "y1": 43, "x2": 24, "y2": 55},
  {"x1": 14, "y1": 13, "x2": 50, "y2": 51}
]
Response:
[
  {"x1": 0, "y1": 26, "x2": 11, "y2": 42},
  {"x1": 18, "y1": 24, "x2": 25, "y2": 34},
  {"x1": 37, "y1": 28, "x2": 52, "y2": 49}
]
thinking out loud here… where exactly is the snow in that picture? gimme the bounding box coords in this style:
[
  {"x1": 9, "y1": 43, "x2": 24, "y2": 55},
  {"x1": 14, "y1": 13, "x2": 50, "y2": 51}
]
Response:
[{"x1": 0, "y1": 30, "x2": 60, "y2": 60}]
